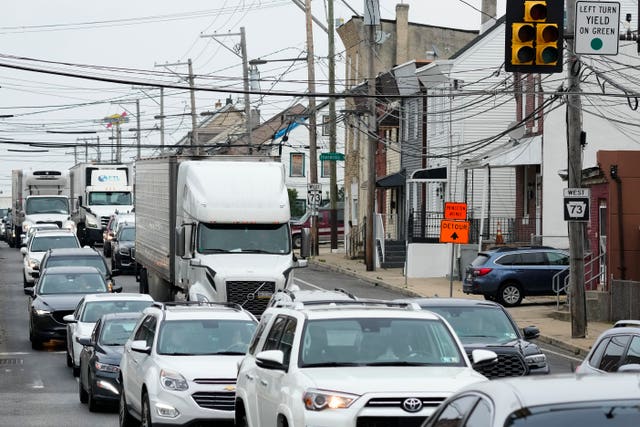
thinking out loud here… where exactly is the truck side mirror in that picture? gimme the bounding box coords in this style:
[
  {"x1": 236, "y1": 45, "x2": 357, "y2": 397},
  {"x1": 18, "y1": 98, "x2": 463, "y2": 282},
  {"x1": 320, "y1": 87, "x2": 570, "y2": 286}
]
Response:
[
  {"x1": 299, "y1": 228, "x2": 311, "y2": 258},
  {"x1": 176, "y1": 226, "x2": 185, "y2": 257},
  {"x1": 77, "y1": 196, "x2": 82, "y2": 206},
  {"x1": 176, "y1": 224, "x2": 193, "y2": 258}
]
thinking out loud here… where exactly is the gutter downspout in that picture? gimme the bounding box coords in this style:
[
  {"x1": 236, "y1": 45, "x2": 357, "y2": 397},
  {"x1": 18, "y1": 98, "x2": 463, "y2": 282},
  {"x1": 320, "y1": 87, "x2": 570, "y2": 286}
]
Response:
[{"x1": 610, "y1": 165, "x2": 626, "y2": 279}]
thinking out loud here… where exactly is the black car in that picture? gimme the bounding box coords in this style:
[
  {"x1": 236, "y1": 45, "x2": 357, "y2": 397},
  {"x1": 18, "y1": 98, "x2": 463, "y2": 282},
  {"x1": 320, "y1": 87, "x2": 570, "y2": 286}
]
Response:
[
  {"x1": 27, "y1": 266, "x2": 122, "y2": 350},
  {"x1": 402, "y1": 298, "x2": 549, "y2": 379},
  {"x1": 39, "y1": 247, "x2": 119, "y2": 289},
  {"x1": 111, "y1": 225, "x2": 136, "y2": 273},
  {"x1": 78, "y1": 312, "x2": 141, "y2": 411}
]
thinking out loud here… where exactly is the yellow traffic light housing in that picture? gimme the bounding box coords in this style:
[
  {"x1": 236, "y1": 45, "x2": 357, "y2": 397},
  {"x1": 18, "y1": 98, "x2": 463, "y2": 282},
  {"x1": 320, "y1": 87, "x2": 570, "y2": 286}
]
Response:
[{"x1": 505, "y1": 0, "x2": 563, "y2": 73}]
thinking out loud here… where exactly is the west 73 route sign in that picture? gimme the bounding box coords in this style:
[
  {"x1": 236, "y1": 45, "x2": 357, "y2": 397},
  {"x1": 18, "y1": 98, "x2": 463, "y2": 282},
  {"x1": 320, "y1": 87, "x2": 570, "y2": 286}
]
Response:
[{"x1": 563, "y1": 188, "x2": 590, "y2": 222}]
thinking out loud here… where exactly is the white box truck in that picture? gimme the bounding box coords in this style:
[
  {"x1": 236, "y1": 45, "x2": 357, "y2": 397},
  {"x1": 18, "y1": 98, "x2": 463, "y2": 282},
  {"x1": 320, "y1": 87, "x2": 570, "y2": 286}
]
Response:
[
  {"x1": 69, "y1": 163, "x2": 134, "y2": 246},
  {"x1": 135, "y1": 155, "x2": 307, "y2": 316},
  {"x1": 10, "y1": 169, "x2": 73, "y2": 248}
]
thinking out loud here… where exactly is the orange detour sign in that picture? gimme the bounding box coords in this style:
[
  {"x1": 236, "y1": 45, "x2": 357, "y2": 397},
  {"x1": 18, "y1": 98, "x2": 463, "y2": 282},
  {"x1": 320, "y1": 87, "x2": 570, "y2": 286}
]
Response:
[
  {"x1": 440, "y1": 220, "x2": 470, "y2": 244},
  {"x1": 444, "y1": 202, "x2": 467, "y2": 220}
]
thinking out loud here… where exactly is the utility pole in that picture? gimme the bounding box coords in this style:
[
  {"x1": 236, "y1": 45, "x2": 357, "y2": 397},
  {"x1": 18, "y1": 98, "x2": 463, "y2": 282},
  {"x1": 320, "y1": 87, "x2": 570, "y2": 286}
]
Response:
[
  {"x1": 160, "y1": 87, "x2": 165, "y2": 149},
  {"x1": 365, "y1": 0, "x2": 379, "y2": 271},
  {"x1": 201, "y1": 30, "x2": 252, "y2": 152},
  {"x1": 566, "y1": 0, "x2": 587, "y2": 338},
  {"x1": 328, "y1": 0, "x2": 339, "y2": 250},
  {"x1": 136, "y1": 99, "x2": 141, "y2": 159},
  {"x1": 305, "y1": 0, "x2": 319, "y2": 255}
]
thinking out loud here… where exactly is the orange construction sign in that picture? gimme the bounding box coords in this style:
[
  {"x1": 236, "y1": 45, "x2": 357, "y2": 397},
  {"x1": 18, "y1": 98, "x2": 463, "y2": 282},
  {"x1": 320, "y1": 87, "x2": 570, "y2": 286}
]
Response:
[
  {"x1": 444, "y1": 202, "x2": 467, "y2": 220},
  {"x1": 439, "y1": 220, "x2": 470, "y2": 244}
]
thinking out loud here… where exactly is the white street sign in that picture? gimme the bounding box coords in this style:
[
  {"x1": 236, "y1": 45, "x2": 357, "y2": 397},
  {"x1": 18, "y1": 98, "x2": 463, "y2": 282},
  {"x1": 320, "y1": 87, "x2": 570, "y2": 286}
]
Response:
[
  {"x1": 307, "y1": 183, "x2": 322, "y2": 209},
  {"x1": 575, "y1": 1, "x2": 620, "y2": 55}
]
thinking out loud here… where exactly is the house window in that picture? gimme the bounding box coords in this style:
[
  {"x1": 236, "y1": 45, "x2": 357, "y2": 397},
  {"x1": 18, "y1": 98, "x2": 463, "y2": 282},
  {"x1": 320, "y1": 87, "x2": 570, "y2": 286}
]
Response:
[
  {"x1": 322, "y1": 115, "x2": 330, "y2": 136},
  {"x1": 290, "y1": 153, "x2": 305, "y2": 177},
  {"x1": 321, "y1": 159, "x2": 331, "y2": 178}
]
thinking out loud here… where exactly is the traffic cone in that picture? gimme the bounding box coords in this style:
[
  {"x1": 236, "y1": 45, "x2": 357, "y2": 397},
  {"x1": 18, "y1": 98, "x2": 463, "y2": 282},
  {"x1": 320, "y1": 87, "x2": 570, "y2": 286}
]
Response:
[{"x1": 495, "y1": 221, "x2": 504, "y2": 245}]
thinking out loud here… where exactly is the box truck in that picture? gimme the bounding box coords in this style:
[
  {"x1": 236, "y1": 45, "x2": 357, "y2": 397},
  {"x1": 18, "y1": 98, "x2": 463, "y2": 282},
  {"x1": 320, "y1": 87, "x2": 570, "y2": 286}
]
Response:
[
  {"x1": 10, "y1": 169, "x2": 73, "y2": 248},
  {"x1": 69, "y1": 163, "x2": 134, "y2": 246},
  {"x1": 135, "y1": 155, "x2": 306, "y2": 316}
]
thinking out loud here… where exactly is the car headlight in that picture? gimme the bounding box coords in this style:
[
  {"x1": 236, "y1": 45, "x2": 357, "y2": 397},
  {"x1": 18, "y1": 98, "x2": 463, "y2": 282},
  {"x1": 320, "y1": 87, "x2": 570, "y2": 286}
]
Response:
[
  {"x1": 95, "y1": 361, "x2": 120, "y2": 373},
  {"x1": 303, "y1": 389, "x2": 359, "y2": 411},
  {"x1": 160, "y1": 369, "x2": 188, "y2": 391},
  {"x1": 28, "y1": 258, "x2": 40, "y2": 269},
  {"x1": 34, "y1": 308, "x2": 52, "y2": 316},
  {"x1": 118, "y1": 247, "x2": 130, "y2": 255},
  {"x1": 525, "y1": 353, "x2": 547, "y2": 368},
  {"x1": 22, "y1": 223, "x2": 32, "y2": 233}
]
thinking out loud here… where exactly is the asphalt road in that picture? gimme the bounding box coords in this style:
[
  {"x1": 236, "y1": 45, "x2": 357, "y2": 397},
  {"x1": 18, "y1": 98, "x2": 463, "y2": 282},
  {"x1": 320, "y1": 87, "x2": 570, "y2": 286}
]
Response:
[{"x1": 0, "y1": 243, "x2": 583, "y2": 426}]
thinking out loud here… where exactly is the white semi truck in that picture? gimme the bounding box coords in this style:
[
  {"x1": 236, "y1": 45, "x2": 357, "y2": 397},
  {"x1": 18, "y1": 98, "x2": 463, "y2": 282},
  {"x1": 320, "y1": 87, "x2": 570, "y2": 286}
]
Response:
[
  {"x1": 135, "y1": 155, "x2": 307, "y2": 317},
  {"x1": 10, "y1": 169, "x2": 73, "y2": 248},
  {"x1": 69, "y1": 163, "x2": 134, "y2": 246}
]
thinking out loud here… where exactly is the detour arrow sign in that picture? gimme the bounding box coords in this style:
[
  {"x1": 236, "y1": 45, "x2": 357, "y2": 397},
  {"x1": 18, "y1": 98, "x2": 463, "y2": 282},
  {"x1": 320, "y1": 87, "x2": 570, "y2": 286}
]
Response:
[{"x1": 439, "y1": 220, "x2": 470, "y2": 244}]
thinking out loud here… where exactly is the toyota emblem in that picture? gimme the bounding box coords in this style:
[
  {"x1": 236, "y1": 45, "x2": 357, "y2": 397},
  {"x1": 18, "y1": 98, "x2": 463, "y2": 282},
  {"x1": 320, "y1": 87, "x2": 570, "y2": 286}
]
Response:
[{"x1": 402, "y1": 397, "x2": 423, "y2": 413}]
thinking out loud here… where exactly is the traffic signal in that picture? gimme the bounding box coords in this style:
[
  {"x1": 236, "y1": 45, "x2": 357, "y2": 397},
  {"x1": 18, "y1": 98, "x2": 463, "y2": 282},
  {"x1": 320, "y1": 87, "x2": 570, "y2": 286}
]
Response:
[{"x1": 505, "y1": 0, "x2": 563, "y2": 73}]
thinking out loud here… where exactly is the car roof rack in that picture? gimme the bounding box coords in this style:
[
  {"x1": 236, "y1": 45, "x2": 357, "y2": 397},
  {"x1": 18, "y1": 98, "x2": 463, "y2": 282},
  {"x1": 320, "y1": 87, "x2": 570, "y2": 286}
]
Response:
[
  {"x1": 152, "y1": 301, "x2": 245, "y2": 311},
  {"x1": 333, "y1": 287, "x2": 357, "y2": 299},
  {"x1": 286, "y1": 299, "x2": 421, "y2": 311}
]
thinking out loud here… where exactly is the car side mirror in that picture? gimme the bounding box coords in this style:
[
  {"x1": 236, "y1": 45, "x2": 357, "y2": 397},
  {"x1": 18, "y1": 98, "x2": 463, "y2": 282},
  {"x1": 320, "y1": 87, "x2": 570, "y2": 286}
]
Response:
[
  {"x1": 24, "y1": 287, "x2": 35, "y2": 297},
  {"x1": 131, "y1": 340, "x2": 150, "y2": 354},
  {"x1": 471, "y1": 349, "x2": 498, "y2": 368},
  {"x1": 20, "y1": 247, "x2": 27, "y2": 256},
  {"x1": 63, "y1": 314, "x2": 76, "y2": 323},
  {"x1": 110, "y1": 284, "x2": 123, "y2": 293},
  {"x1": 255, "y1": 350, "x2": 286, "y2": 371},
  {"x1": 111, "y1": 269, "x2": 121, "y2": 277},
  {"x1": 299, "y1": 228, "x2": 311, "y2": 258},
  {"x1": 77, "y1": 336, "x2": 92, "y2": 347},
  {"x1": 523, "y1": 326, "x2": 540, "y2": 340}
]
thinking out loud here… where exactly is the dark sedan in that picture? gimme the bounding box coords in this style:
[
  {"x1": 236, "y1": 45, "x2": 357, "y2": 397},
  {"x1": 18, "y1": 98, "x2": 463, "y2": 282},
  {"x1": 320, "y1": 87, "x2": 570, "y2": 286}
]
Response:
[
  {"x1": 78, "y1": 312, "x2": 141, "y2": 411},
  {"x1": 111, "y1": 225, "x2": 136, "y2": 273},
  {"x1": 399, "y1": 298, "x2": 549, "y2": 378},
  {"x1": 27, "y1": 266, "x2": 122, "y2": 349}
]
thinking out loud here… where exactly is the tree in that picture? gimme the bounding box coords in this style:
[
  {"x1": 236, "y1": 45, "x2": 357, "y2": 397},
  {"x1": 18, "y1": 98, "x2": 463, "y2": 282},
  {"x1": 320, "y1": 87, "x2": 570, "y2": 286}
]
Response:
[{"x1": 287, "y1": 188, "x2": 305, "y2": 219}]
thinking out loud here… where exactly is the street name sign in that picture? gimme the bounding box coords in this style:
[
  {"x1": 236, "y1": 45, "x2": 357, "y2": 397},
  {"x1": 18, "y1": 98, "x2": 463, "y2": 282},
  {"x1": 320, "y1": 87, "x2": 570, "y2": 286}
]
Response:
[
  {"x1": 444, "y1": 202, "x2": 467, "y2": 220},
  {"x1": 439, "y1": 220, "x2": 470, "y2": 244},
  {"x1": 319, "y1": 152, "x2": 345, "y2": 161},
  {"x1": 563, "y1": 188, "x2": 590, "y2": 222},
  {"x1": 575, "y1": 1, "x2": 620, "y2": 55}
]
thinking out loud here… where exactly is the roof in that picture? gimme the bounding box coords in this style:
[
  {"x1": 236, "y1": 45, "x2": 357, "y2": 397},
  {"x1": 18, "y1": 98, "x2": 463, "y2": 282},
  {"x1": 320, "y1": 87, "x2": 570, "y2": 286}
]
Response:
[
  {"x1": 45, "y1": 248, "x2": 101, "y2": 256},
  {"x1": 449, "y1": 15, "x2": 506, "y2": 60},
  {"x1": 33, "y1": 229, "x2": 76, "y2": 237},
  {"x1": 81, "y1": 292, "x2": 154, "y2": 302},
  {"x1": 146, "y1": 302, "x2": 257, "y2": 322}
]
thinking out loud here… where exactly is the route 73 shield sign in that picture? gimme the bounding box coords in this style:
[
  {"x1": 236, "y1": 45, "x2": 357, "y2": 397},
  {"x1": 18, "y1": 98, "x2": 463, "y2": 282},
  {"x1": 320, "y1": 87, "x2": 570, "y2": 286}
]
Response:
[{"x1": 563, "y1": 188, "x2": 590, "y2": 222}]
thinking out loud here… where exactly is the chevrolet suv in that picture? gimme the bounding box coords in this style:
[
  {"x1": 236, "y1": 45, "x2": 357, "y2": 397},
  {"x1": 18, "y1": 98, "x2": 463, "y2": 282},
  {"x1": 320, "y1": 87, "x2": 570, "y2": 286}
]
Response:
[
  {"x1": 119, "y1": 302, "x2": 257, "y2": 427},
  {"x1": 463, "y1": 246, "x2": 569, "y2": 306},
  {"x1": 234, "y1": 299, "x2": 496, "y2": 427}
]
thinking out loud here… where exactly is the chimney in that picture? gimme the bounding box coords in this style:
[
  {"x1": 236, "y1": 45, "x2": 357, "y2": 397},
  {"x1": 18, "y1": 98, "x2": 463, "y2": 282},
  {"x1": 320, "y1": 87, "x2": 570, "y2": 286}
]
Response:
[
  {"x1": 480, "y1": 0, "x2": 497, "y2": 34},
  {"x1": 395, "y1": 3, "x2": 409, "y2": 65},
  {"x1": 225, "y1": 96, "x2": 233, "y2": 105},
  {"x1": 214, "y1": 99, "x2": 222, "y2": 109}
]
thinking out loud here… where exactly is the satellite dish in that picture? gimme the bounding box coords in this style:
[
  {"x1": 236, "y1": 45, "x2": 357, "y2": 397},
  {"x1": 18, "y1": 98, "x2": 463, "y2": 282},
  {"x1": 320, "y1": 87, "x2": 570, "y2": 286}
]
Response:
[{"x1": 507, "y1": 121, "x2": 525, "y2": 140}]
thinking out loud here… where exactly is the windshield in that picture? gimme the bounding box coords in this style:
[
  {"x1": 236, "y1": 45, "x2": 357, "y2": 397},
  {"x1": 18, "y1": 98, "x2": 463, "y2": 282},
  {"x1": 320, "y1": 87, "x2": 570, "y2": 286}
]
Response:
[
  {"x1": 25, "y1": 197, "x2": 69, "y2": 215},
  {"x1": 118, "y1": 227, "x2": 135, "y2": 241},
  {"x1": 30, "y1": 235, "x2": 79, "y2": 252},
  {"x1": 81, "y1": 300, "x2": 152, "y2": 322},
  {"x1": 424, "y1": 306, "x2": 519, "y2": 344},
  {"x1": 507, "y1": 400, "x2": 640, "y2": 427},
  {"x1": 0, "y1": 208, "x2": 8, "y2": 217},
  {"x1": 88, "y1": 191, "x2": 132, "y2": 206},
  {"x1": 299, "y1": 318, "x2": 465, "y2": 367},
  {"x1": 46, "y1": 256, "x2": 106, "y2": 274},
  {"x1": 100, "y1": 318, "x2": 138, "y2": 346},
  {"x1": 38, "y1": 273, "x2": 107, "y2": 295},
  {"x1": 157, "y1": 319, "x2": 256, "y2": 355},
  {"x1": 197, "y1": 223, "x2": 290, "y2": 254}
]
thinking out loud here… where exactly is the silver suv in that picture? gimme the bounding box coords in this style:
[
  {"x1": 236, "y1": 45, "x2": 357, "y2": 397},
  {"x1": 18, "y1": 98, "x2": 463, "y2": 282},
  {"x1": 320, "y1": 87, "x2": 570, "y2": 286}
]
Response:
[
  {"x1": 235, "y1": 299, "x2": 496, "y2": 427},
  {"x1": 119, "y1": 302, "x2": 257, "y2": 427}
]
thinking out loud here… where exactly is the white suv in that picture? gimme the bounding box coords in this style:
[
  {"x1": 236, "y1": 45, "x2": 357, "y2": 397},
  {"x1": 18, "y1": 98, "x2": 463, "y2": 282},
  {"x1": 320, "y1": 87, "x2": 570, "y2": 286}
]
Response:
[
  {"x1": 119, "y1": 301, "x2": 257, "y2": 427},
  {"x1": 235, "y1": 299, "x2": 497, "y2": 427}
]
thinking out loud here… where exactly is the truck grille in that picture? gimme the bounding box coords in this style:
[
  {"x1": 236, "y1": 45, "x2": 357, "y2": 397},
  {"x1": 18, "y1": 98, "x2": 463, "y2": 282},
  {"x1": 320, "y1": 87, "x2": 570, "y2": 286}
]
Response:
[
  {"x1": 356, "y1": 417, "x2": 427, "y2": 427},
  {"x1": 225, "y1": 281, "x2": 275, "y2": 316},
  {"x1": 191, "y1": 391, "x2": 235, "y2": 411},
  {"x1": 472, "y1": 352, "x2": 527, "y2": 378},
  {"x1": 100, "y1": 217, "x2": 109, "y2": 228}
]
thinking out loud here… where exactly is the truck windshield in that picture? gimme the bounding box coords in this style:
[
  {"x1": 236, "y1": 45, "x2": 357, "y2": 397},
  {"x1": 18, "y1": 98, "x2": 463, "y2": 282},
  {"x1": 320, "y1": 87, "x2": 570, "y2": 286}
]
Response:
[
  {"x1": 88, "y1": 191, "x2": 132, "y2": 206},
  {"x1": 25, "y1": 197, "x2": 69, "y2": 215},
  {"x1": 197, "y1": 223, "x2": 291, "y2": 254}
]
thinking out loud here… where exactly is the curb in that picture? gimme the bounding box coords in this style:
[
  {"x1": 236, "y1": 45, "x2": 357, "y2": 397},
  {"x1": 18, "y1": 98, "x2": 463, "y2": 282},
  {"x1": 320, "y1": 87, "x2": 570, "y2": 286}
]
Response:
[{"x1": 308, "y1": 258, "x2": 591, "y2": 358}]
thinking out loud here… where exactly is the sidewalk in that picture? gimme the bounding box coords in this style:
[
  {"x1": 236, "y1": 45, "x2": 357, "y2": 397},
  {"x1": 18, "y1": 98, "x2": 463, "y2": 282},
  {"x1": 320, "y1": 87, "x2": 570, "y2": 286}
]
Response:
[{"x1": 307, "y1": 247, "x2": 614, "y2": 358}]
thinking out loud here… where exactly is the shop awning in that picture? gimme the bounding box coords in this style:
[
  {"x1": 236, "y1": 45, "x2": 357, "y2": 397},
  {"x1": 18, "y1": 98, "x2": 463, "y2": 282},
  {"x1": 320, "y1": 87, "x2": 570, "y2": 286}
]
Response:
[{"x1": 376, "y1": 171, "x2": 405, "y2": 188}]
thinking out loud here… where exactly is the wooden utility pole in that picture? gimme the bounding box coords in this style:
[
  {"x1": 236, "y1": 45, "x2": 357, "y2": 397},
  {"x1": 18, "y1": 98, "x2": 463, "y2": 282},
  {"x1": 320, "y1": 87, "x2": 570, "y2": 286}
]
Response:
[
  {"x1": 328, "y1": 0, "x2": 338, "y2": 249},
  {"x1": 240, "y1": 27, "x2": 253, "y2": 153},
  {"x1": 187, "y1": 59, "x2": 199, "y2": 154},
  {"x1": 305, "y1": 0, "x2": 319, "y2": 255},
  {"x1": 566, "y1": 0, "x2": 587, "y2": 338},
  {"x1": 365, "y1": 0, "x2": 379, "y2": 271},
  {"x1": 136, "y1": 99, "x2": 141, "y2": 159}
]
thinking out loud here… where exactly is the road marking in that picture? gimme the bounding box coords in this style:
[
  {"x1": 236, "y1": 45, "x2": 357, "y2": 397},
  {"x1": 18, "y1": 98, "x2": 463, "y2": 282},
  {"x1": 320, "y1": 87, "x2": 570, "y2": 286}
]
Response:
[
  {"x1": 0, "y1": 352, "x2": 29, "y2": 356},
  {"x1": 293, "y1": 277, "x2": 323, "y2": 290},
  {"x1": 539, "y1": 346, "x2": 584, "y2": 363}
]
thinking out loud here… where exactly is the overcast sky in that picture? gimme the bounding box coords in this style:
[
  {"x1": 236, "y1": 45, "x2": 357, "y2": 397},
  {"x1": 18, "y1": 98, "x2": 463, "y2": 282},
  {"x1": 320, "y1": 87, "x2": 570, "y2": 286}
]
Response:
[{"x1": 0, "y1": 0, "x2": 506, "y2": 195}]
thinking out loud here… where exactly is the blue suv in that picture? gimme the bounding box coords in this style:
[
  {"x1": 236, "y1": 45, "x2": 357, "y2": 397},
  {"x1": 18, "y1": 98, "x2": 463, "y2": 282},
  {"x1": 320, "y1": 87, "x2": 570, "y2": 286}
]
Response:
[{"x1": 463, "y1": 246, "x2": 569, "y2": 306}]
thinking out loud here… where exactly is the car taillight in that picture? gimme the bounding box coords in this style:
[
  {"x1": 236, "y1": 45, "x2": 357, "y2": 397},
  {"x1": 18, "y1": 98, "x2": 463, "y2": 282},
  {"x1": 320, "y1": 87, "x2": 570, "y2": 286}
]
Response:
[{"x1": 474, "y1": 267, "x2": 493, "y2": 276}]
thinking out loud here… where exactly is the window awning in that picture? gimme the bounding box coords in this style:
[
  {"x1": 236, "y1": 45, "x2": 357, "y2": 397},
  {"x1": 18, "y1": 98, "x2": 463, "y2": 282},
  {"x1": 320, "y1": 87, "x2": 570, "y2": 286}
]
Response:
[
  {"x1": 376, "y1": 171, "x2": 405, "y2": 188},
  {"x1": 458, "y1": 135, "x2": 542, "y2": 170}
]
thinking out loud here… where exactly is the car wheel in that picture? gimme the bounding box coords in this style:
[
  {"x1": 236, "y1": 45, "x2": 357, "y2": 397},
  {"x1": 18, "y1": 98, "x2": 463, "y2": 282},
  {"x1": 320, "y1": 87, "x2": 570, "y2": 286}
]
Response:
[
  {"x1": 119, "y1": 390, "x2": 137, "y2": 427},
  {"x1": 72, "y1": 364, "x2": 80, "y2": 377},
  {"x1": 66, "y1": 350, "x2": 73, "y2": 367},
  {"x1": 139, "y1": 268, "x2": 149, "y2": 294},
  {"x1": 292, "y1": 234, "x2": 301, "y2": 249},
  {"x1": 29, "y1": 326, "x2": 43, "y2": 350},
  {"x1": 88, "y1": 383, "x2": 100, "y2": 412},
  {"x1": 23, "y1": 271, "x2": 28, "y2": 288},
  {"x1": 79, "y1": 377, "x2": 88, "y2": 404},
  {"x1": 498, "y1": 282, "x2": 523, "y2": 307},
  {"x1": 141, "y1": 392, "x2": 153, "y2": 427}
]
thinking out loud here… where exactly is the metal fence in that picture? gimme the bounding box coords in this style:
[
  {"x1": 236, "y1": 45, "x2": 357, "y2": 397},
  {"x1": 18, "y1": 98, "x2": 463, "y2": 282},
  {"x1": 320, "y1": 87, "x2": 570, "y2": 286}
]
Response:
[{"x1": 408, "y1": 211, "x2": 540, "y2": 245}]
